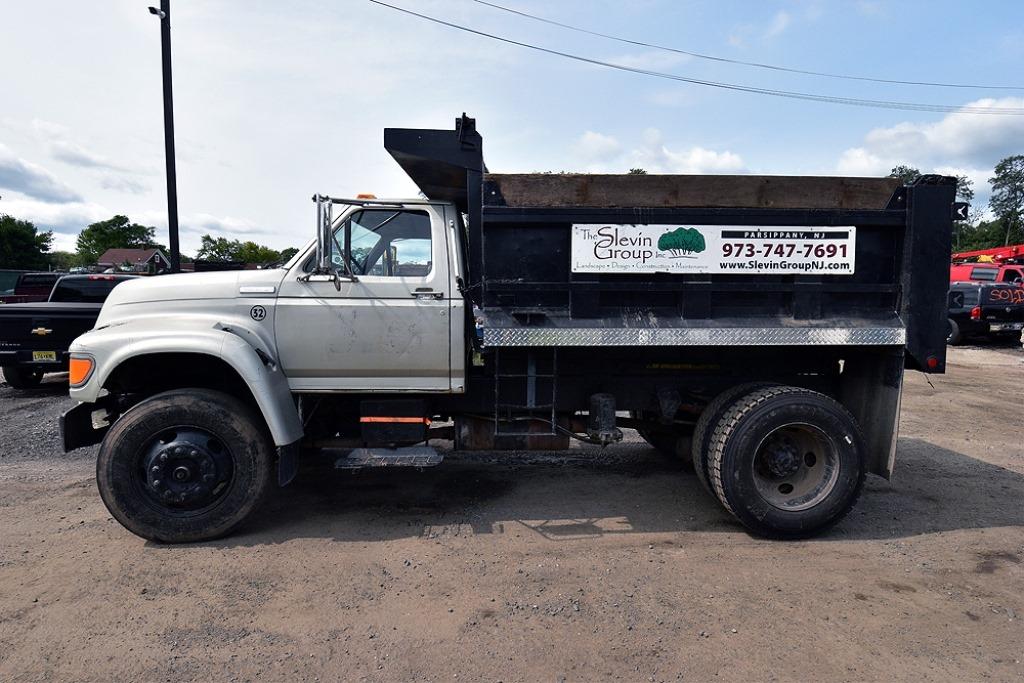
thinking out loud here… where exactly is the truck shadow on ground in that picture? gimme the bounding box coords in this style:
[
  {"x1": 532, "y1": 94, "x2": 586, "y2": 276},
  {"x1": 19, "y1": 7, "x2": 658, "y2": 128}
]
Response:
[{"x1": 219, "y1": 436, "x2": 1024, "y2": 547}]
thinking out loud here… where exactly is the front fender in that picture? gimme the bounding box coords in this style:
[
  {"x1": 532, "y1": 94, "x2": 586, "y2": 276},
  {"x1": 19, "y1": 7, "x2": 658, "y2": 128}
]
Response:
[{"x1": 70, "y1": 319, "x2": 303, "y2": 446}]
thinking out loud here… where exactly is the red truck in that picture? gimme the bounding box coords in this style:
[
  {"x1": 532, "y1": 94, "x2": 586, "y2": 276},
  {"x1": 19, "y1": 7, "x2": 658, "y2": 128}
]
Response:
[
  {"x1": 0, "y1": 272, "x2": 64, "y2": 304},
  {"x1": 950, "y1": 245, "x2": 1024, "y2": 285}
]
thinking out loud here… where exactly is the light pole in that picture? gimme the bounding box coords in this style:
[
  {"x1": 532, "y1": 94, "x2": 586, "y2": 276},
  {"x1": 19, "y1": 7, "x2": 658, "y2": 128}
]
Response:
[{"x1": 149, "y1": 1, "x2": 180, "y2": 273}]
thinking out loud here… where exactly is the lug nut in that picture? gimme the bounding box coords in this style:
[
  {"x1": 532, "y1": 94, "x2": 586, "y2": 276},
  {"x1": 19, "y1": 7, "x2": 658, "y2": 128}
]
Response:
[{"x1": 159, "y1": 452, "x2": 168, "y2": 462}]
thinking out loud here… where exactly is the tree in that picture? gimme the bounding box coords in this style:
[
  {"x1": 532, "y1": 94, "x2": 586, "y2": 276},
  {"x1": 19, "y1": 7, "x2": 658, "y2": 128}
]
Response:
[
  {"x1": 0, "y1": 214, "x2": 53, "y2": 270},
  {"x1": 628, "y1": 168, "x2": 648, "y2": 175},
  {"x1": 888, "y1": 165, "x2": 921, "y2": 185},
  {"x1": 76, "y1": 215, "x2": 160, "y2": 265},
  {"x1": 658, "y1": 227, "x2": 706, "y2": 256},
  {"x1": 195, "y1": 234, "x2": 281, "y2": 264},
  {"x1": 951, "y1": 174, "x2": 977, "y2": 251},
  {"x1": 47, "y1": 250, "x2": 80, "y2": 271},
  {"x1": 195, "y1": 235, "x2": 235, "y2": 261},
  {"x1": 278, "y1": 247, "x2": 299, "y2": 262},
  {"x1": 989, "y1": 155, "x2": 1024, "y2": 246}
]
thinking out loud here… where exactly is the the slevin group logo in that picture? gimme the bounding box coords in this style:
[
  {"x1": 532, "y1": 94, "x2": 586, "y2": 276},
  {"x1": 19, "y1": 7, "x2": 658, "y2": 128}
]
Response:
[{"x1": 571, "y1": 224, "x2": 856, "y2": 275}]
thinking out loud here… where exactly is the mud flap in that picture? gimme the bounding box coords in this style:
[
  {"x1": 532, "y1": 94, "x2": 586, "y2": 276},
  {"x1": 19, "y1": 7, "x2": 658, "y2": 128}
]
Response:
[
  {"x1": 277, "y1": 439, "x2": 300, "y2": 486},
  {"x1": 60, "y1": 402, "x2": 109, "y2": 452}
]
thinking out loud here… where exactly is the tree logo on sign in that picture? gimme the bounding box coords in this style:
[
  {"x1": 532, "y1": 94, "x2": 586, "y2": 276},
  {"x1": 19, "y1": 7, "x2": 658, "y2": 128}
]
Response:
[{"x1": 657, "y1": 227, "x2": 706, "y2": 257}]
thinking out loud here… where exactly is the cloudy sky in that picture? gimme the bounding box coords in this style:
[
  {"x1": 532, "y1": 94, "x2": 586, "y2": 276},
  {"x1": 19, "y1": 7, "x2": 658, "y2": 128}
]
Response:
[{"x1": 2, "y1": 0, "x2": 1023, "y2": 254}]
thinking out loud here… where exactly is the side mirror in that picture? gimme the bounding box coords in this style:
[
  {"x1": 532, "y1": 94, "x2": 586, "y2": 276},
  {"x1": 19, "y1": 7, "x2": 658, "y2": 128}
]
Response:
[
  {"x1": 314, "y1": 194, "x2": 332, "y2": 274},
  {"x1": 305, "y1": 194, "x2": 356, "y2": 290}
]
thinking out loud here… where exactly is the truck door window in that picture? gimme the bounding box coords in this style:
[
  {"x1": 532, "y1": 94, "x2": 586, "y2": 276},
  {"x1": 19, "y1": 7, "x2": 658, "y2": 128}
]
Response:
[
  {"x1": 339, "y1": 209, "x2": 432, "y2": 277},
  {"x1": 1002, "y1": 268, "x2": 1023, "y2": 283}
]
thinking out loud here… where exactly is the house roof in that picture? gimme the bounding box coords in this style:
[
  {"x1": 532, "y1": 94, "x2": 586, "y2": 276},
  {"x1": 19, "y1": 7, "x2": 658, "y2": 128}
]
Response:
[{"x1": 96, "y1": 248, "x2": 168, "y2": 266}]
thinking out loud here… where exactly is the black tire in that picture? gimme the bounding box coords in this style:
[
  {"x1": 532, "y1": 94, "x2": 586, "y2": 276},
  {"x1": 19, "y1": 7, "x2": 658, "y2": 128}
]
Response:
[
  {"x1": 2, "y1": 365, "x2": 44, "y2": 389},
  {"x1": 691, "y1": 382, "x2": 776, "y2": 494},
  {"x1": 946, "y1": 319, "x2": 962, "y2": 345},
  {"x1": 96, "y1": 388, "x2": 274, "y2": 543},
  {"x1": 707, "y1": 386, "x2": 866, "y2": 539}
]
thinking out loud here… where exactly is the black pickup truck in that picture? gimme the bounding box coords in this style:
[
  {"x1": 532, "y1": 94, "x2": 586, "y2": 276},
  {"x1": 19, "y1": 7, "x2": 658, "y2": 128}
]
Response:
[
  {"x1": 947, "y1": 281, "x2": 1024, "y2": 344},
  {"x1": 0, "y1": 274, "x2": 137, "y2": 388}
]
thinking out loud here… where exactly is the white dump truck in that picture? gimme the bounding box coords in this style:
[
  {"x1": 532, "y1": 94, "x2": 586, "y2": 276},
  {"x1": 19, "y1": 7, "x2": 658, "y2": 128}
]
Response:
[{"x1": 61, "y1": 115, "x2": 958, "y2": 543}]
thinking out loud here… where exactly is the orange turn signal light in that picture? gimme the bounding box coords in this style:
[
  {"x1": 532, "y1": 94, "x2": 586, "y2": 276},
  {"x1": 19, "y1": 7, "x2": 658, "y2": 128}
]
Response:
[
  {"x1": 69, "y1": 355, "x2": 94, "y2": 387},
  {"x1": 356, "y1": 193, "x2": 377, "y2": 199}
]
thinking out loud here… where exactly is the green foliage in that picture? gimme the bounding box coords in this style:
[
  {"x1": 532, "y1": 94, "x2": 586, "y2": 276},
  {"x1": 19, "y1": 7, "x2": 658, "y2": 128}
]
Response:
[
  {"x1": 989, "y1": 155, "x2": 1024, "y2": 246},
  {"x1": 278, "y1": 247, "x2": 299, "y2": 262},
  {"x1": 0, "y1": 214, "x2": 53, "y2": 270},
  {"x1": 627, "y1": 168, "x2": 648, "y2": 175},
  {"x1": 196, "y1": 234, "x2": 281, "y2": 264},
  {"x1": 888, "y1": 165, "x2": 921, "y2": 185},
  {"x1": 47, "y1": 250, "x2": 80, "y2": 271},
  {"x1": 658, "y1": 227, "x2": 706, "y2": 255},
  {"x1": 954, "y1": 220, "x2": 1008, "y2": 252},
  {"x1": 76, "y1": 215, "x2": 159, "y2": 264}
]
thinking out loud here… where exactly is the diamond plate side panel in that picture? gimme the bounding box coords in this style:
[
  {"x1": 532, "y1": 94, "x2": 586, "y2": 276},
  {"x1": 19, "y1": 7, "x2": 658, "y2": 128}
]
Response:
[{"x1": 482, "y1": 326, "x2": 907, "y2": 347}]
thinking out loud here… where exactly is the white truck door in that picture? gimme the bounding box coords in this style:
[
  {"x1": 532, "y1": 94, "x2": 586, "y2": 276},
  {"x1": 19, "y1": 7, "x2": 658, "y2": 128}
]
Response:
[{"x1": 275, "y1": 204, "x2": 452, "y2": 391}]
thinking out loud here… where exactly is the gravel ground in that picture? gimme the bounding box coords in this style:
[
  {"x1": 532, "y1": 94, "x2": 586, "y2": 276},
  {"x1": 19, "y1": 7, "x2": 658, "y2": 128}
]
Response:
[{"x1": 1, "y1": 344, "x2": 1022, "y2": 682}]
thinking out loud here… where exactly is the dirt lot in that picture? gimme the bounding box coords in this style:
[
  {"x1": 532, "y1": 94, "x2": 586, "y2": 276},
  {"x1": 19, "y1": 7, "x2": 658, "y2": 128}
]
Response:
[{"x1": 1, "y1": 345, "x2": 1022, "y2": 682}]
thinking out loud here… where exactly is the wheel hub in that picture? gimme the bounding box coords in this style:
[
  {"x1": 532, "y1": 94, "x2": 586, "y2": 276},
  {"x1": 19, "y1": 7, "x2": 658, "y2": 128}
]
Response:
[
  {"x1": 142, "y1": 432, "x2": 231, "y2": 510},
  {"x1": 762, "y1": 435, "x2": 801, "y2": 478}
]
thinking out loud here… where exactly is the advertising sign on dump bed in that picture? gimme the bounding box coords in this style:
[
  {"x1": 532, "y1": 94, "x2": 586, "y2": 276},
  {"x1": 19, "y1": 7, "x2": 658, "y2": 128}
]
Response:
[{"x1": 571, "y1": 224, "x2": 856, "y2": 275}]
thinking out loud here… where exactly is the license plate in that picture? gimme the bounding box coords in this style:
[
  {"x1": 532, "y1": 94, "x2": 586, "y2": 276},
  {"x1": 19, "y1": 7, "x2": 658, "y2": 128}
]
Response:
[
  {"x1": 571, "y1": 224, "x2": 856, "y2": 275},
  {"x1": 32, "y1": 351, "x2": 58, "y2": 362},
  {"x1": 989, "y1": 322, "x2": 1023, "y2": 332}
]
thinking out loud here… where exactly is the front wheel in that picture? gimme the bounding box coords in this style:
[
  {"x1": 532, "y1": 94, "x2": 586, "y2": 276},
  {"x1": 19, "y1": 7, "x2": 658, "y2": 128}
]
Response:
[
  {"x1": 96, "y1": 388, "x2": 274, "y2": 543},
  {"x1": 2, "y1": 365, "x2": 43, "y2": 389},
  {"x1": 707, "y1": 386, "x2": 866, "y2": 539}
]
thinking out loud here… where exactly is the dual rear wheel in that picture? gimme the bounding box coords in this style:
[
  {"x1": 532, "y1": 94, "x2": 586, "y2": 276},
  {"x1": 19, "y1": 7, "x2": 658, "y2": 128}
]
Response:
[{"x1": 691, "y1": 385, "x2": 866, "y2": 539}]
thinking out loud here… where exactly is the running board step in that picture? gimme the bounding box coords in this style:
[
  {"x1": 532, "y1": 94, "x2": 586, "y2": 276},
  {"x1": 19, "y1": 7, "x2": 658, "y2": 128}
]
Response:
[{"x1": 334, "y1": 446, "x2": 444, "y2": 469}]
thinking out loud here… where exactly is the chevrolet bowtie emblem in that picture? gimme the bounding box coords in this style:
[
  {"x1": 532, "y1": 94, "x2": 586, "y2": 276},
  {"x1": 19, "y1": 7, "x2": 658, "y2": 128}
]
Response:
[{"x1": 31, "y1": 327, "x2": 53, "y2": 336}]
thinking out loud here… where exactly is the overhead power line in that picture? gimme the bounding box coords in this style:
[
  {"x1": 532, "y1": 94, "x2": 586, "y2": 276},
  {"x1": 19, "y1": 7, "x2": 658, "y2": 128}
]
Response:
[
  {"x1": 367, "y1": 0, "x2": 1024, "y2": 115},
  {"x1": 471, "y1": 0, "x2": 1024, "y2": 91}
]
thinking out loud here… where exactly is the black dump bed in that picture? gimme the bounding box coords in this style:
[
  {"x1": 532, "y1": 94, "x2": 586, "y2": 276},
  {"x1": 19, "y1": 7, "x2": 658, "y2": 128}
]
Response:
[{"x1": 385, "y1": 115, "x2": 956, "y2": 373}]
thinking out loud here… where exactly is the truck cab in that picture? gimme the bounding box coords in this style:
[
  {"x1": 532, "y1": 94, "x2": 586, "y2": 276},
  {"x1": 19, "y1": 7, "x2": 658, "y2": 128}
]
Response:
[{"x1": 62, "y1": 116, "x2": 958, "y2": 545}]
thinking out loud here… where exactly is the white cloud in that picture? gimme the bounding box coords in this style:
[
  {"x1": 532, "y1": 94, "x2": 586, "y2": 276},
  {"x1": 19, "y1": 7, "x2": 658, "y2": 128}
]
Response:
[
  {"x1": 49, "y1": 139, "x2": 132, "y2": 172},
  {"x1": 99, "y1": 175, "x2": 149, "y2": 195},
  {"x1": 0, "y1": 197, "x2": 110, "y2": 235},
  {"x1": 839, "y1": 98, "x2": 1024, "y2": 172},
  {"x1": 571, "y1": 128, "x2": 745, "y2": 174},
  {"x1": 180, "y1": 212, "x2": 275, "y2": 238},
  {"x1": 574, "y1": 131, "x2": 622, "y2": 164},
  {"x1": 729, "y1": 9, "x2": 792, "y2": 47},
  {"x1": 0, "y1": 144, "x2": 82, "y2": 203},
  {"x1": 630, "y1": 128, "x2": 746, "y2": 174},
  {"x1": 763, "y1": 11, "x2": 791, "y2": 39}
]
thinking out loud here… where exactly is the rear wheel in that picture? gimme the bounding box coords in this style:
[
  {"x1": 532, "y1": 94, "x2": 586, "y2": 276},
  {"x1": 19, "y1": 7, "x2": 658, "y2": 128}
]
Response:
[
  {"x1": 707, "y1": 386, "x2": 866, "y2": 539},
  {"x1": 946, "y1": 319, "x2": 962, "y2": 345},
  {"x1": 2, "y1": 365, "x2": 43, "y2": 389},
  {"x1": 96, "y1": 388, "x2": 274, "y2": 543},
  {"x1": 691, "y1": 382, "x2": 776, "y2": 494}
]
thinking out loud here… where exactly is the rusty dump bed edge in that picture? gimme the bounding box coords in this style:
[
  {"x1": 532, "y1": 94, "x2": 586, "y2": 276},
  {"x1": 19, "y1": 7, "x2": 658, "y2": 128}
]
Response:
[{"x1": 483, "y1": 173, "x2": 903, "y2": 210}]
